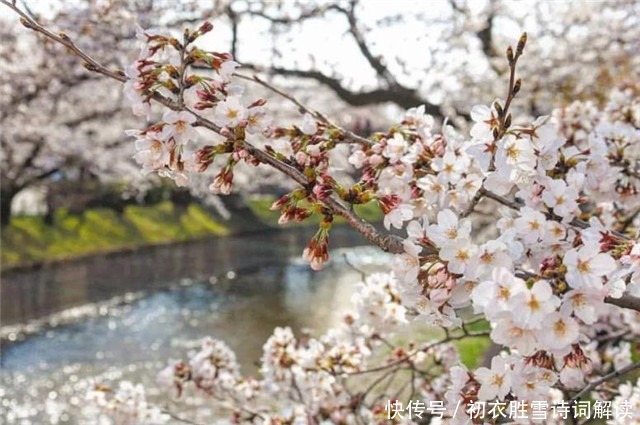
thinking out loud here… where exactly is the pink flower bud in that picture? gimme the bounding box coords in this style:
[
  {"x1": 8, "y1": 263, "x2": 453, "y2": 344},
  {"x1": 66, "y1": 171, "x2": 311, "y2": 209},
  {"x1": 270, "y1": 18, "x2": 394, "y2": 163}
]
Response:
[{"x1": 295, "y1": 151, "x2": 307, "y2": 166}]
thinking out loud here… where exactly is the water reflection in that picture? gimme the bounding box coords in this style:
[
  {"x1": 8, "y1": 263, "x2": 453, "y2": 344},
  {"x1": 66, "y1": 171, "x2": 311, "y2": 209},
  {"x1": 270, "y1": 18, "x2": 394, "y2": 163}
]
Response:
[
  {"x1": 1, "y1": 227, "x2": 371, "y2": 325},
  {"x1": 0, "y1": 227, "x2": 391, "y2": 424}
]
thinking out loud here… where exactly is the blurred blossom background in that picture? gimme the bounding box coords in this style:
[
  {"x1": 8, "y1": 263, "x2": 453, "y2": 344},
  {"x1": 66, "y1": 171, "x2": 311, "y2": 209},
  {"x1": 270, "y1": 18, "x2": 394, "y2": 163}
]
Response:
[{"x1": 0, "y1": 0, "x2": 639, "y2": 423}]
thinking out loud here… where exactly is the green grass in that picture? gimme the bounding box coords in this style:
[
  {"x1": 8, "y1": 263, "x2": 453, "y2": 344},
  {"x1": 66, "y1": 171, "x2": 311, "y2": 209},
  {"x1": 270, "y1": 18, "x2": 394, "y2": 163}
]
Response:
[
  {"x1": 383, "y1": 319, "x2": 491, "y2": 371},
  {"x1": 247, "y1": 196, "x2": 383, "y2": 226},
  {"x1": 454, "y1": 319, "x2": 492, "y2": 368},
  {"x1": 1, "y1": 202, "x2": 228, "y2": 269},
  {"x1": 1, "y1": 196, "x2": 382, "y2": 269},
  {"x1": 455, "y1": 336, "x2": 492, "y2": 369}
]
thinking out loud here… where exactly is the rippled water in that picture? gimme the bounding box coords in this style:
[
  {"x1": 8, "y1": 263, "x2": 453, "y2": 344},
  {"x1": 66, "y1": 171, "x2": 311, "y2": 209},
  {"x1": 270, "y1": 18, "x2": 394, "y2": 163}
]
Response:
[{"x1": 0, "y1": 227, "x2": 391, "y2": 424}]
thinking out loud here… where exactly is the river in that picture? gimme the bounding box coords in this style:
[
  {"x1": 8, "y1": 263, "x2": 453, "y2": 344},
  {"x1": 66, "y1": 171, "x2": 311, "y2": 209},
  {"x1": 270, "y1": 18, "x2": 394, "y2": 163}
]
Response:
[{"x1": 0, "y1": 227, "x2": 392, "y2": 424}]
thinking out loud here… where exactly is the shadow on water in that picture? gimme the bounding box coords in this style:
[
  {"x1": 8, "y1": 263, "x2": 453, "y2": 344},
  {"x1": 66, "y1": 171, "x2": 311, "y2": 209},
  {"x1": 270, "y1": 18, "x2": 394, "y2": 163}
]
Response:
[{"x1": 1, "y1": 226, "x2": 371, "y2": 325}]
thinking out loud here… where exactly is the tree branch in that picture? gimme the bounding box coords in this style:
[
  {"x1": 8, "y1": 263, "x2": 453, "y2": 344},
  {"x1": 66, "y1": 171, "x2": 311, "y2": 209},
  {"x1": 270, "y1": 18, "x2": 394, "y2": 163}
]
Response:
[
  {"x1": 235, "y1": 73, "x2": 371, "y2": 146},
  {"x1": 605, "y1": 295, "x2": 640, "y2": 312},
  {"x1": 479, "y1": 188, "x2": 640, "y2": 313},
  {"x1": 190, "y1": 111, "x2": 411, "y2": 255},
  {"x1": 239, "y1": 62, "x2": 443, "y2": 113},
  {"x1": 7, "y1": 0, "x2": 636, "y2": 313},
  {"x1": 338, "y1": 0, "x2": 396, "y2": 85},
  {"x1": 1, "y1": 0, "x2": 126, "y2": 83},
  {"x1": 570, "y1": 361, "x2": 640, "y2": 403},
  {"x1": 3, "y1": 0, "x2": 417, "y2": 258}
]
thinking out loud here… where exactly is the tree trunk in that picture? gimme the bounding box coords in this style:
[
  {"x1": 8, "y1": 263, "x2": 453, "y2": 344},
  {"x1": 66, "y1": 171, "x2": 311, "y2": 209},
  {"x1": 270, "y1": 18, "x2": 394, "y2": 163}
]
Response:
[{"x1": 1, "y1": 188, "x2": 16, "y2": 227}]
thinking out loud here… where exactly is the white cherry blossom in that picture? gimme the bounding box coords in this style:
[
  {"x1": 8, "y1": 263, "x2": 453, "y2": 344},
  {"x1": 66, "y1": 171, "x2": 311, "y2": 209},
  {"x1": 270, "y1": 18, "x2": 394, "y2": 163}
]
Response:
[
  {"x1": 384, "y1": 203, "x2": 414, "y2": 230},
  {"x1": 508, "y1": 280, "x2": 560, "y2": 329},
  {"x1": 563, "y1": 243, "x2": 617, "y2": 288},
  {"x1": 538, "y1": 312, "x2": 580, "y2": 353},
  {"x1": 427, "y1": 209, "x2": 472, "y2": 247},
  {"x1": 213, "y1": 96, "x2": 247, "y2": 128},
  {"x1": 514, "y1": 207, "x2": 547, "y2": 244},
  {"x1": 542, "y1": 179, "x2": 579, "y2": 219},
  {"x1": 160, "y1": 111, "x2": 198, "y2": 144},
  {"x1": 475, "y1": 356, "x2": 512, "y2": 401},
  {"x1": 439, "y1": 238, "x2": 478, "y2": 275}
]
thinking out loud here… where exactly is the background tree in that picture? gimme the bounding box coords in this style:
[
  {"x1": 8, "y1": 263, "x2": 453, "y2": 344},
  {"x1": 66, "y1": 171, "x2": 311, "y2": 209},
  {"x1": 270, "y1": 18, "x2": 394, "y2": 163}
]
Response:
[{"x1": 218, "y1": 0, "x2": 640, "y2": 121}]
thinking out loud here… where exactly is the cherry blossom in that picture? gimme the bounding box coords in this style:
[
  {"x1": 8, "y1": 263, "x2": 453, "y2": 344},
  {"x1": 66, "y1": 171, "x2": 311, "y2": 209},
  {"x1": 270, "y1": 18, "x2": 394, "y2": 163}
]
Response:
[
  {"x1": 427, "y1": 209, "x2": 472, "y2": 247},
  {"x1": 542, "y1": 178, "x2": 580, "y2": 219},
  {"x1": 563, "y1": 242, "x2": 617, "y2": 289},
  {"x1": 538, "y1": 312, "x2": 580, "y2": 353},
  {"x1": 508, "y1": 280, "x2": 560, "y2": 329},
  {"x1": 300, "y1": 113, "x2": 318, "y2": 135},
  {"x1": 470, "y1": 101, "x2": 501, "y2": 142},
  {"x1": 5, "y1": 10, "x2": 640, "y2": 423},
  {"x1": 514, "y1": 207, "x2": 547, "y2": 244},
  {"x1": 383, "y1": 203, "x2": 414, "y2": 230},
  {"x1": 439, "y1": 239, "x2": 478, "y2": 275},
  {"x1": 213, "y1": 96, "x2": 247, "y2": 128},
  {"x1": 160, "y1": 111, "x2": 198, "y2": 144},
  {"x1": 475, "y1": 356, "x2": 512, "y2": 401}
]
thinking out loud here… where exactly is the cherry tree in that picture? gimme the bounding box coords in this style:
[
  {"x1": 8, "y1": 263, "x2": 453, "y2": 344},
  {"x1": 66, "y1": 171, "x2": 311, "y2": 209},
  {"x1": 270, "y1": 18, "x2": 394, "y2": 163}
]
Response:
[
  {"x1": 0, "y1": 3, "x2": 153, "y2": 225},
  {"x1": 214, "y1": 0, "x2": 640, "y2": 122},
  {"x1": 3, "y1": 1, "x2": 640, "y2": 424},
  {"x1": 0, "y1": 0, "x2": 287, "y2": 225}
]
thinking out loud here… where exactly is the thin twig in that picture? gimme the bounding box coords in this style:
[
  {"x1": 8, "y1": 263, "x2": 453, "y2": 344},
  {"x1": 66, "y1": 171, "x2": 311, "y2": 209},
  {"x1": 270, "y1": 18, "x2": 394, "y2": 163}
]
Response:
[
  {"x1": 161, "y1": 410, "x2": 206, "y2": 425},
  {"x1": 570, "y1": 361, "x2": 640, "y2": 403},
  {"x1": 342, "y1": 252, "x2": 368, "y2": 280},
  {"x1": 2, "y1": 0, "x2": 125, "y2": 83},
  {"x1": 460, "y1": 187, "x2": 485, "y2": 218},
  {"x1": 235, "y1": 73, "x2": 372, "y2": 146},
  {"x1": 347, "y1": 331, "x2": 490, "y2": 376}
]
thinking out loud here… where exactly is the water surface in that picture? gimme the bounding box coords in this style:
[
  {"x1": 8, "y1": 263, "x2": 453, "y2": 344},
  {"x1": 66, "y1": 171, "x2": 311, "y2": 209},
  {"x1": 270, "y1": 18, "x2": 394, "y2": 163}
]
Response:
[{"x1": 0, "y1": 227, "x2": 391, "y2": 424}]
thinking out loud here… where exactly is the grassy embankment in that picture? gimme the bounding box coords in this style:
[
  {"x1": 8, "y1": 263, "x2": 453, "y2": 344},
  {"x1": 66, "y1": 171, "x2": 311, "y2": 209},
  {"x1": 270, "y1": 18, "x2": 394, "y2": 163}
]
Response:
[{"x1": 0, "y1": 198, "x2": 383, "y2": 269}]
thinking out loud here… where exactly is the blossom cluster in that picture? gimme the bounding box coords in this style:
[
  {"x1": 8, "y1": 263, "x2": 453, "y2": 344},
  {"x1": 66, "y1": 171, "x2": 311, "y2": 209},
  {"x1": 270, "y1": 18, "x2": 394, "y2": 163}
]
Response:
[
  {"x1": 348, "y1": 81, "x2": 640, "y2": 422},
  {"x1": 86, "y1": 381, "x2": 168, "y2": 424},
  {"x1": 125, "y1": 22, "x2": 271, "y2": 190},
  {"x1": 56, "y1": 21, "x2": 640, "y2": 425}
]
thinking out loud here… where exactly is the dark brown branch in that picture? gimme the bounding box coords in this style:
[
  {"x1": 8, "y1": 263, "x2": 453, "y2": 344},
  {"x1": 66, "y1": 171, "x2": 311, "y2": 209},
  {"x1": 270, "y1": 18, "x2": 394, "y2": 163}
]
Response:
[
  {"x1": 605, "y1": 295, "x2": 640, "y2": 312},
  {"x1": 339, "y1": 1, "x2": 396, "y2": 85},
  {"x1": 476, "y1": 0, "x2": 497, "y2": 59},
  {"x1": 224, "y1": 4, "x2": 239, "y2": 58},
  {"x1": 225, "y1": 1, "x2": 448, "y2": 115},
  {"x1": 16, "y1": 167, "x2": 61, "y2": 192},
  {"x1": 237, "y1": 5, "x2": 338, "y2": 25},
  {"x1": 223, "y1": 2, "x2": 463, "y2": 117},
  {"x1": 240, "y1": 62, "x2": 443, "y2": 113},
  {"x1": 570, "y1": 361, "x2": 640, "y2": 403},
  {"x1": 16, "y1": 139, "x2": 44, "y2": 180}
]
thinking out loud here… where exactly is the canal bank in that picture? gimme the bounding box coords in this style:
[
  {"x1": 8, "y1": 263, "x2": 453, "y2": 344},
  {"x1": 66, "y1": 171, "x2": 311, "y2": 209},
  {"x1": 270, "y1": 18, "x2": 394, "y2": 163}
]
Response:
[{"x1": 1, "y1": 197, "x2": 383, "y2": 273}]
